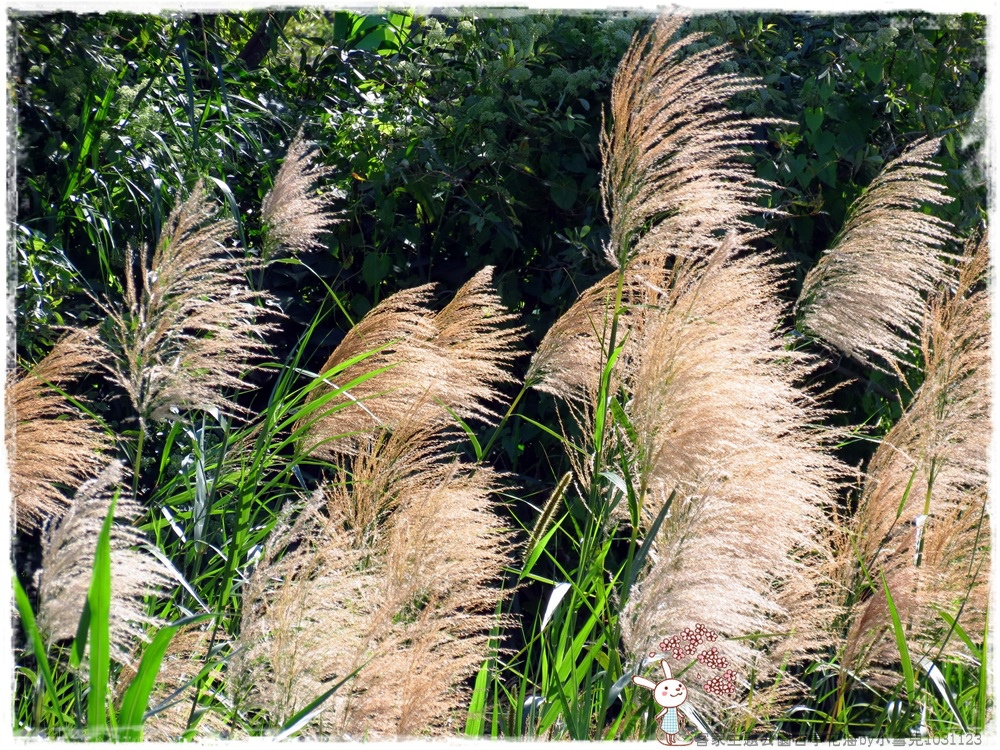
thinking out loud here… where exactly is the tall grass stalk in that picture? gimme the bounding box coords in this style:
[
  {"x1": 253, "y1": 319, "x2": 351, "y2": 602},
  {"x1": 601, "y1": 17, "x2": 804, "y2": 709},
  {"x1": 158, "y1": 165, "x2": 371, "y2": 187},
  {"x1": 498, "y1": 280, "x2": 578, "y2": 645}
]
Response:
[{"x1": 838, "y1": 231, "x2": 989, "y2": 698}]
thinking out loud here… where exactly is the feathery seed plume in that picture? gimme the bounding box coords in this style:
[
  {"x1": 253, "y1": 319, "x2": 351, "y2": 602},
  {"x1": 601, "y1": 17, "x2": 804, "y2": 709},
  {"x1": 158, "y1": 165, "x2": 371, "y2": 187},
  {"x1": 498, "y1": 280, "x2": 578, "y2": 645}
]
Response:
[
  {"x1": 526, "y1": 269, "x2": 640, "y2": 404},
  {"x1": 240, "y1": 267, "x2": 522, "y2": 735},
  {"x1": 261, "y1": 128, "x2": 344, "y2": 260},
  {"x1": 796, "y1": 138, "x2": 958, "y2": 372},
  {"x1": 7, "y1": 330, "x2": 110, "y2": 531},
  {"x1": 841, "y1": 231, "x2": 990, "y2": 686},
  {"x1": 601, "y1": 14, "x2": 779, "y2": 267},
  {"x1": 35, "y1": 460, "x2": 173, "y2": 665},
  {"x1": 299, "y1": 267, "x2": 522, "y2": 460},
  {"x1": 91, "y1": 183, "x2": 277, "y2": 427},
  {"x1": 619, "y1": 238, "x2": 842, "y2": 725},
  {"x1": 238, "y1": 420, "x2": 511, "y2": 736}
]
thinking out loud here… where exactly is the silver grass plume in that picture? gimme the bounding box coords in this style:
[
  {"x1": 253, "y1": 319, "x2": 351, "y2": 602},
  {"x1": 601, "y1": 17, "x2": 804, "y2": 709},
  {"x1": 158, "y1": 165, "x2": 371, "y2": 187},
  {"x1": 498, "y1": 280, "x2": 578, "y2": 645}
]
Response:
[
  {"x1": 840, "y1": 231, "x2": 990, "y2": 687},
  {"x1": 533, "y1": 17, "x2": 843, "y2": 724},
  {"x1": 89, "y1": 183, "x2": 277, "y2": 428},
  {"x1": 619, "y1": 237, "x2": 842, "y2": 726},
  {"x1": 261, "y1": 127, "x2": 344, "y2": 260},
  {"x1": 237, "y1": 417, "x2": 512, "y2": 736},
  {"x1": 526, "y1": 267, "x2": 653, "y2": 405},
  {"x1": 35, "y1": 460, "x2": 173, "y2": 664},
  {"x1": 7, "y1": 330, "x2": 110, "y2": 531},
  {"x1": 240, "y1": 267, "x2": 522, "y2": 734},
  {"x1": 796, "y1": 138, "x2": 957, "y2": 372},
  {"x1": 299, "y1": 266, "x2": 522, "y2": 460},
  {"x1": 601, "y1": 14, "x2": 780, "y2": 267}
]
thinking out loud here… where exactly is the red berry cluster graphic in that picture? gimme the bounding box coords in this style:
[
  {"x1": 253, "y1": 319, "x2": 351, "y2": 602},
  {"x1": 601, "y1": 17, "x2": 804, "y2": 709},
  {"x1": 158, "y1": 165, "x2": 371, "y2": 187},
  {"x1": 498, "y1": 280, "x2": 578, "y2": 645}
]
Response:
[
  {"x1": 654, "y1": 623, "x2": 718, "y2": 660},
  {"x1": 696, "y1": 646, "x2": 728, "y2": 670},
  {"x1": 703, "y1": 669, "x2": 737, "y2": 696}
]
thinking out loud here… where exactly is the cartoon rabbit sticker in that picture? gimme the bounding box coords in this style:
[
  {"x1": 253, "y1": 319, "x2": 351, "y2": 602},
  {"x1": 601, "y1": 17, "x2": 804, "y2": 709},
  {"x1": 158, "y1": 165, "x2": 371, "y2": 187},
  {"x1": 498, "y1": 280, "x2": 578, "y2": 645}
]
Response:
[{"x1": 632, "y1": 660, "x2": 690, "y2": 746}]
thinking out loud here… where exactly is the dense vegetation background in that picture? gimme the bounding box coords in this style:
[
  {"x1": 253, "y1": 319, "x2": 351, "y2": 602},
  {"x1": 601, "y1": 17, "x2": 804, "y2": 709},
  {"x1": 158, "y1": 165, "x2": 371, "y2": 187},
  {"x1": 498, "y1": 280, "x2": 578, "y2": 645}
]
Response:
[{"x1": 10, "y1": 9, "x2": 988, "y2": 741}]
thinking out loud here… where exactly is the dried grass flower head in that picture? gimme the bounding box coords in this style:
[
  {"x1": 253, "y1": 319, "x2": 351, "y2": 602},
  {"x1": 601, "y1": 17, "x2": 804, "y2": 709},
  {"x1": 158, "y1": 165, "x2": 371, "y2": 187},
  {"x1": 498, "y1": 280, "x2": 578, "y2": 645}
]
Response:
[
  {"x1": 619, "y1": 237, "x2": 842, "y2": 724},
  {"x1": 601, "y1": 14, "x2": 780, "y2": 267},
  {"x1": 299, "y1": 266, "x2": 522, "y2": 461},
  {"x1": 261, "y1": 127, "x2": 344, "y2": 260},
  {"x1": 841, "y1": 230, "x2": 990, "y2": 685},
  {"x1": 238, "y1": 418, "x2": 512, "y2": 736},
  {"x1": 7, "y1": 330, "x2": 110, "y2": 531},
  {"x1": 91, "y1": 182, "x2": 278, "y2": 428},
  {"x1": 35, "y1": 460, "x2": 173, "y2": 665},
  {"x1": 241, "y1": 266, "x2": 522, "y2": 735},
  {"x1": 796, "y1": 138, "x2": 958, "y2": 373}
]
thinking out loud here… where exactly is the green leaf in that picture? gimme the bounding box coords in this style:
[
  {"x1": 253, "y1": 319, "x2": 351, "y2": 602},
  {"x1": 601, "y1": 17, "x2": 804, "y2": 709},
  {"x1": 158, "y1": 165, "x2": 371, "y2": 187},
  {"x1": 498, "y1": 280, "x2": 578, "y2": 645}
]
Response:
[
  {"x1": 361, "y1": 252, "x2": 391, "y2": 289},
  {"x1": 71, "y1": 597, "x2": 92, "y2": 672},
  {"x1": 550, "y1": 177, "x2": 578, "y2": 211},
  {"x1": 275, "y1": 666, "x2": 364, "y2": 740},
  {"x1": 813, "y1": 129, "x2": 836, "y2": 157},
  {"x1": 117, "y1": 613, "x2": 217, "y2": 741},
  {"x1": 864, "y1": 59, "x2": 884, "y2": 84},
  {"x1": 881, "y1": 570, "x2": 916, "y2": 702},
  {"x1": 521, "y1": 512, "x2": 568, "y2": 580},
  {"x1": 804, "y1": 107, "x2": 824, "y2": 132},
  {"x1": 87, "y1": 496, "x2": 117, "y2": 739},
  {"x1": 937, "y1": 610, "x2": 980, "y2": 659}
]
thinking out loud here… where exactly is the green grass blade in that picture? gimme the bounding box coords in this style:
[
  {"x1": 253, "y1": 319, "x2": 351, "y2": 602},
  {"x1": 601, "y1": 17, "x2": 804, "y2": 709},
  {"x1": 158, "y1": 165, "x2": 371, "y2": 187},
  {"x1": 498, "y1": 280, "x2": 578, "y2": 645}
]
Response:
[
  {"x1": 274, "y1": 666, "x2": 364, "y2": 740},
  {"x1": 117, "y1": 613, "x2": 217, "y2": 741},
  {"x1": 977, "y1": 607, "x2": 988, "y2": 729},
  {"x1": 880, "y1": 570, "x2": 916, "y2": 702},
  {"x1": 86, "y1": 496, "x2": 117, "y2": 739},
  {"x1": 465, "y1": 655, "x2": 491, "y2": 736},
  {"x1": 625, "y1": 489, "x2": 676, "y2": 594},
  {"x1": 70, "y1": 599, "x2": 92, "y2": 672},
  {"x1": 937, "y1": 610, "x2": 981, "y2": 659},
  {"x1": 13, "y1": 574, "x2": 70, "y2": 727},
  {"x1": 917, "y1": 656, "x2": 966, "y2": 733}
]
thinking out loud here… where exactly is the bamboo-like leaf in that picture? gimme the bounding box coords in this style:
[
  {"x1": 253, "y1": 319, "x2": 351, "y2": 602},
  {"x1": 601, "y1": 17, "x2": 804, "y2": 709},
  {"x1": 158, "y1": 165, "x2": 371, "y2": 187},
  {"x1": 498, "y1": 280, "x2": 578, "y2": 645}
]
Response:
[{"x1": 465, "y1": 654, "x2": 491, "y2": 737}]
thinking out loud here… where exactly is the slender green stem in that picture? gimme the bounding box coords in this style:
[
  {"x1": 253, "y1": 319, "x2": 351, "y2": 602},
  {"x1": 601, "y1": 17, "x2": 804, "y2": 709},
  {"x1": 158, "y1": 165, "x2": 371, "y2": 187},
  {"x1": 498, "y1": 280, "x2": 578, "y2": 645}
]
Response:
[
  {"x1": 479, "y1": 381, "x2": 530, "y2": 462},
  {"x1": 132, "y1": 420, "x2": 147, "y2": 502}
]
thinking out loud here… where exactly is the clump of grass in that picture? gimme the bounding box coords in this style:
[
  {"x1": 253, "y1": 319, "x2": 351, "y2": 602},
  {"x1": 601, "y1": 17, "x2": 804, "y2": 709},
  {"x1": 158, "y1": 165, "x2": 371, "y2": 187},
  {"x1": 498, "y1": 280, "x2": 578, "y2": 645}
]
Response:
[
  {"x1": 528, "y1": 12, "x2": 846, "y2": 733},
  {"x1": 238, "y1": 414, "x2": 512, "y2": 736},
  {"x1": 236, "y1": 268, "x2": 522, "y2": 736},
  {"x1": 129, "y1": 624, "x2": 230, "y2": 741},
  {"x1": 617, "y1": 237, "x2": 843, "y2": 727},
  {"x1": 840, "y1": 231, "x2": 990, "y2": 687}
]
